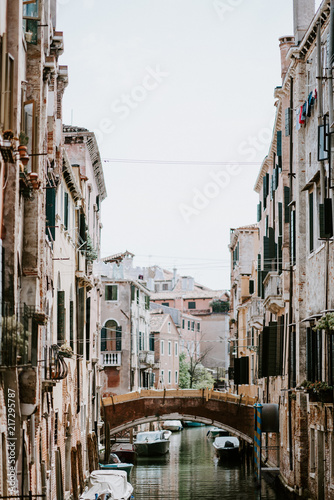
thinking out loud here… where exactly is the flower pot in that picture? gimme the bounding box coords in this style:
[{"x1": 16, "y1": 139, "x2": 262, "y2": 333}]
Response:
[
  {"x1": 18, "y1": 145, "x2": 29, "y2": 166},
  {"x1": 29, "y1": 172, "x2": 40, "y2": 189}
]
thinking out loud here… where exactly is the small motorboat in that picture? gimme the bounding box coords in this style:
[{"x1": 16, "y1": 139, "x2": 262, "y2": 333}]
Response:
[
  {"x1": 80, "y1": 470, "x2": 133, "y2": 500},
  {"x1": 206, "y1": 427, "x2": 229, "y2": 439},
  {"x1": 110, "y1": 442, "x2": 137, "y2": 464},
  {"x1": 213, "y1": 436, "x2": 240, "y2": 459},
  {"x1": 99, "y1": 453, "x2": 133, "y2": 480},
  {"x1": 134, "y1": 430, "x2": 171, "y2": 456},
  {"x1": 183, "y1": 421, "x2": 205, "y2": 427},
  {"x1": 162, "y1": 419, "x2": 183, "y2": 432}
]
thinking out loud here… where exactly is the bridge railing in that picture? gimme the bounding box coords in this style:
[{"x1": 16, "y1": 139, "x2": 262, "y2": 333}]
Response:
[{"x1": 103, "y1": 388, "x2": 258, "y2": 407}]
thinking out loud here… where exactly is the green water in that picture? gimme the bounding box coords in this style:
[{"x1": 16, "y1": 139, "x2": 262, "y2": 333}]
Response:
[{"x1": 131, "y1": 426, "x2": 286, "y2": 499}]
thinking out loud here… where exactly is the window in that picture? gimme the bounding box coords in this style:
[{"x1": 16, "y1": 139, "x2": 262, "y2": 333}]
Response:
[
  {"x1": 161, "y1": 370, "x2": 164, "y2": 382},
  {"x1": 188, "y1": 321, "x2": 190, "y2": 331},
  {"x1": 139, "y1": 332, "x2": 143, "y2": 351},
  {"x1": 168, "y1": 341, "x2": 171, "y2": 356},
  {"x1": 182, "y1": 319, "x2": 185, "y2": 329},
  {"x1": 175, "y1": 371, "x2": 178, "y2": 385},
  {"x1": 54, "y1": 411, "x2": 58, "y2": 445},
  {"x1": 197, "y1": 323, "x2": 200, "y2": 332},
  {"x1": 310, "y1": 428, "x2": 316, "y2": 472},
  {"x1": 57, "y1": 291, "x2": 65, "y2": 343},
  {"x1": 162, "y1": 283, "x2": 169, "y2": 290},
  {"x1": 105, "y1": 285, "x2": 118, "y2": 301},
  {"x1": 191, "y1": 321, "x2": 194, "y2": 331},
  {"x1": 188, "y1": 301, "x2": 196, "y2": 309},
  {"x1": 149, "y1": 333, "x2": 155, "y2": 351},
  {"x1": 168, "y1": 370, "x2": 171, "y2": 384},
  {"x1": 175, "y1": 342, "x2": 178, "y2": 356},
  {"x1": 64, "y1": 192, "x2": 69, "y2": 230},
  {"x1": 161, "y1": 340, "x2": 164, "y2": 356},
  {"x1": 168, "y1": 322, "x2": 171, "y2": 333},
  {"x1": 101, "y1": 320, "x2": 122, "y2": 352},
  {"x1": 162, "y1": 302, "x2": 169, "y2": 307},
  {"x1": 309, "y1": 192, "x2": 314, "y2": 253}
]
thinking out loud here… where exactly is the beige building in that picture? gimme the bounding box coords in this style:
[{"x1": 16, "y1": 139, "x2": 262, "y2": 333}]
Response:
[
  {"x1": 150, "y1": 311, "x2": 180, "y2": 389},
  {"x1": 96, "y1": 252, "x2": 152, "y2": 395},
  {"x1": 228, "y1": 225, "x2": 260, "y2": 398}
]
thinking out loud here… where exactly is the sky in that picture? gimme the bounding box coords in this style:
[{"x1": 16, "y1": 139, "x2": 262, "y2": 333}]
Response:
[{"x1": 57, "y1": 0, "x2": 322, "y2": 290}]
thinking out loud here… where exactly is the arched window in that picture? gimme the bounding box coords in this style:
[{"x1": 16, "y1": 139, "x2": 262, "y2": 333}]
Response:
[{"x1": 101, "y1": 320, "x2": 122, "y2": 352}]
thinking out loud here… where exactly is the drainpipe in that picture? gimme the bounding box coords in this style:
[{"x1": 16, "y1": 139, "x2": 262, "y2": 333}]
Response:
[{"x1": 288, "y1": 76, "x2": 294, "y2": 471}]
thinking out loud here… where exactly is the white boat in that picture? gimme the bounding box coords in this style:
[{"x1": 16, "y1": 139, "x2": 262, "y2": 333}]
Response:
[
  {"x1": 134, "y1": 430, "x2": 171, "y2": 456},
  {"x1": 213, "y1": 436, "x2": 240, "y2": 459},
  {"x1": 206, "y1": 427, "x2": 229, "y2": 439},
  {"x1": 162, "y1": 419, "x2": 183, "y2": 432},
  {"x1": 80, "y1": 470, "x2": 133, "y2": 500}
]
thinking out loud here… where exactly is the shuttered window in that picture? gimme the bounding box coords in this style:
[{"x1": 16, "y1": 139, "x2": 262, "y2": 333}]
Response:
[
  {"x1": 249, "y1": 280, "x2": 254, "y2": 295},
  {"x1": 309, "y1": 192, "x2": 314, "y2": 252},
  {"x1": 284, "y1": 186, "x2": 290, "y2": 223},
  {"x1": 105, "y1": 285, "x2": 118, "y2": 301},
  {"x1": 101, "y1": 326, "x2": 107, "y2": 352},
  {"x1": 131, "y1": 284, "x2": 135, "y2": 301},
  {"x1": 46, "y1": 185, "x2": 56, "y2": 241},
  {"x1": 86, "y1": 297, "x2": 91, "y2": 361},
  {"x1": 291, "y1": 210, "x2": 296, "y2": 266},
  {"x1": 257, "y1": 202, "x2": 262, "y2": 222},
  {"x1": 234, "y1": 357, "x2": 249, "y2": 385},
  {"x1": 307, "y1": 327, "x2": 323, "y2": 383},
  {"x1": 77, "y1": 287, "x2": 85, "y2": 356},
  {"x1": 64, "y1": 192, "x2": 69, "y2": 230},
  {"x1": 116, "y1": 325, "x2": 122, "y2": 351},
  {"x1": 57, "y1": 291, "x2": 65, "y2": 343},
  {"x1": 69, "y1": 300, "x2": 74, "y2": 351},
  {"x1": 277, "y1": 131, "x2": 282, "y2": 156},
  {"x1": 258, "y1": 322, "x2": 283, "y2": 378},
  {"x1": 319, "y1": 198, "x2": 333, "y2": 239}
]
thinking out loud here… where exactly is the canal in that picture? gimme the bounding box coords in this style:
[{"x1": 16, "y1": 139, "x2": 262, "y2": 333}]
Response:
[{"x1": 131, "y1": 426, "x2": 286, "y2": 499}]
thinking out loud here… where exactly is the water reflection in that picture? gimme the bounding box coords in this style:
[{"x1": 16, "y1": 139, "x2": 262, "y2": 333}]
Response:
[{"x1": 132, "y1": 426, "x2": 286, "y2": 499}]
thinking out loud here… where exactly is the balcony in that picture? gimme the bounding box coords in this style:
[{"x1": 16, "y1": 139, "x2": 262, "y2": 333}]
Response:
[
  {"x1": 139, "y1": 350, "x2": 155, "y2": 366},
  {"x1": 248, "y1": 297, "x2": 264, "y2": 329},
  {"x1": 101, "y1": 351, "x2": 122, "y2": 367},
  {"x1": 263, "y1": 273, "x2": 284, "y2": 314}
]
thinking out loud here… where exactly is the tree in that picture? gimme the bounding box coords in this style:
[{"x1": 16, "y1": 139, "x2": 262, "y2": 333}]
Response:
[
  {"x1": 179, "y1": 348, "x2": 215, "y2": 389},
  {"x1": 179, "y1": 352, "x2": 190, "y2": 388}
]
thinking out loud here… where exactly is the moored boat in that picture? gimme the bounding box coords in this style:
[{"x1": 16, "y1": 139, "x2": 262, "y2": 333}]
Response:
[
  {"x1": 80, "y1": 470, "x2": 133, "y2": 500},
  {"x1": 213, "y1": 436, "x2": 240, "y2": 459},
  {"x1": 183, "y1": 421, "x2": 205, "y2": 427},
  {"x1": 99, "y1": 453, "x2": 133, "y2": 480},
  {"x1": 206, "y1": 427, "x2": 229, "y2": 438},
  {"x1": 162, "y1": 419, "x2": 183, "y2": 432},
  {"x1": 110, "y1": 442, "x2": 137, "y2": 464},
  {"x1": 134, "y1": 430, "x2": 171, "y2": 456}
]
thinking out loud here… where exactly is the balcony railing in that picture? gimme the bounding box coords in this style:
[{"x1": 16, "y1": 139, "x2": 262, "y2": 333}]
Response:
[
  {"x1": 101, "y1": 351, "x2": 122, "y2": 366},
  {"x1": 43, "y1": 345, "x2": 69, "y2": 381},
  {"x1": 139, "y1": 351, "x2": 155, "y2": 365},
  {"x1": 248, "y1": 297, "x2": 264, "y2": 329},
  {"x1": 263, "y1": 273, "x2": 284, "y2": 313},
  {"x1": 1, "y1": 303, "x2": 47, "y2": 367}
]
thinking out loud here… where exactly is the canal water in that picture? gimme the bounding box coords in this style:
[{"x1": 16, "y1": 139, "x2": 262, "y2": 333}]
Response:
[{"x1": 131, "y1": 426, "x2": 286, "y2": 499}]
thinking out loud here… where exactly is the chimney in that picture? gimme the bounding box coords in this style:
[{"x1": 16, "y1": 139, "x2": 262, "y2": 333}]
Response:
[
  {"x1": 279, "y1": 36, "x2": 295, "y2": 82},
  {"x1": 293, "y1": 0, "x2": 315, "y2": 45}
]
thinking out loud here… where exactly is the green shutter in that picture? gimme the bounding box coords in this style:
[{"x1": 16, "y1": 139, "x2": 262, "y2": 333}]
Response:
[
  {"x1": 263, "y1": 175, "x2": 267, "y2": 210},
  {"x1": 277, "y1": 131, "x2": 282, "y2": 156},
  {"x1": 278, "y1": 202, "x2": 283, "y2": 236},
  {"x1": 64, "y1": 192, "x2": 69, "y2": 230},
  {"x1": 46, "y1": 186, "x2": 56, "y2": 240},
  {"x1": 70, "y1": 300, "x2": 74, "y2": 350},
  {"x1": 258, "y1": 333, "x2": 263, "y2": 379},
  {"x1": 257, "y1": 254, "x2": 261, "y2": 296},
  {"x1": 267, "y1": 322, "x2": 278, "y2": 377},
  {"x1": 284, "y1": 186, "x2": 290, "y2": 223},
  {"x1": 112, "y1": 285, "x2": 118, "y2": 301},
  {"x1": 116, "y1": 326, "x2": 122, "y2": 351},
  {"x1": 234, "y1": 358, "x2": 241, "y2": 385},
  {"x1": 309, "y1": 192, "x2": 314, "y2": 252},
  {"x1": 101, "y1": 327, "x2": 107, "y2": 352},
  {"x1": 257, "y1": 202, "x2": 262, "y2": 222},
  {"x1": 86, "y1": 297, "x2": 91, "y2": 361},
  {"x1": 278, "y1": 236, "x2": 283, "y2": 274},
  {"x1": 319, "y1": 198, "x2": 333, "y2": 239},
  {"x1": 131, "y1": 285, "x2": 135, "y2": 301},
  {"x1": 57, "y1": 291, "x2": 65, "y2": 343},
  {"x1": 78, "y1": 287, "x2": 85, "y2": 356},
  {"x1": 249, "y1": 279, "x2": 254, "y2": 295}
]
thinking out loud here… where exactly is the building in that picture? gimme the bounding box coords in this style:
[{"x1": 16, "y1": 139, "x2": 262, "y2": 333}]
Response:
[
  {"x1": 150, "y1": 310, "x2": 180, "y2": 389},
  {"x1": 151, "y1": 270, "x2": 229, "y2": 377},
  {"x1": 228, "y1": 225, "x2": 260, "y2": 398},
  {"x1": 96, "y1": 252, "x2": 152, "y2": 395},
  {"x1": 232, "y1": 0, "x2": 334, "y2": 497}
]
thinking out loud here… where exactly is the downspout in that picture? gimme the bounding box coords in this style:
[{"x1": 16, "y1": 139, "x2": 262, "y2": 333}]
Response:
[{"x1": 288, "y1": 76, "x2": 294, "y2": 471}]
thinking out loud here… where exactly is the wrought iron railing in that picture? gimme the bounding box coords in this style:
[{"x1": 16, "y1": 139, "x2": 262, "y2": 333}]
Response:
[{"x1": 43, "y1": 345, "x2": 69, "y2": 381}]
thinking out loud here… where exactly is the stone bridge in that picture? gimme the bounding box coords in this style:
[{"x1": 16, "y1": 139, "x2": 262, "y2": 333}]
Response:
[{"x1": 102, "y1": 389, "x2": 257, "y2": 443}]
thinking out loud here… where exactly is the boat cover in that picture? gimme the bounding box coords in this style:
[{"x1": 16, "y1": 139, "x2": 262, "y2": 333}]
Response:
[
  {"x1": 80, "y1": 470, "x2": 133, "y2": 500},
  {"x1": 213, "y1": 436, "x2": 240, "y2": 449}
]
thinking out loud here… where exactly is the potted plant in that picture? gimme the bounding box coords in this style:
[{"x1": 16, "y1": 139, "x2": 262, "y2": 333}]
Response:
[
  {"x1": 18, "y1": 131, "x2": 30, "y2": 166},
  {"x1": 298, "y1": 380, "x2": 333, "y2": 403}
]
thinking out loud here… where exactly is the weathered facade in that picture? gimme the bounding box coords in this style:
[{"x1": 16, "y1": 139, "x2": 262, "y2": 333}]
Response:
[
  {"x1": 230, "y1": 0, "x2": 334, "y2": 497},
  {"x1": 96, "y1": 252, "x2": 152, "y2": 396}
]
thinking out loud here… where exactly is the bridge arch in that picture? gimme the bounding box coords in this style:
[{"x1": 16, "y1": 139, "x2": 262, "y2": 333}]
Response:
[{"x1": 103, "y1": 389, "x2": 256, "y2": 444}]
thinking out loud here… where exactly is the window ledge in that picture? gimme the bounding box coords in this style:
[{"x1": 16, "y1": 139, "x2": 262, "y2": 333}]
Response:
[
  {"x1": 309, "y1": 472, "x2": 315, "y2": 479},
  {"x1": 308, "y1": 243, "x2": 325, "y2": 259}
]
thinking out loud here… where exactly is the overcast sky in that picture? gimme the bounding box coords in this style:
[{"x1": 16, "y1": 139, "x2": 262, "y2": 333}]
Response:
[{"x1": 57, "y1": 0, "x2": 322, "y2": 290}]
